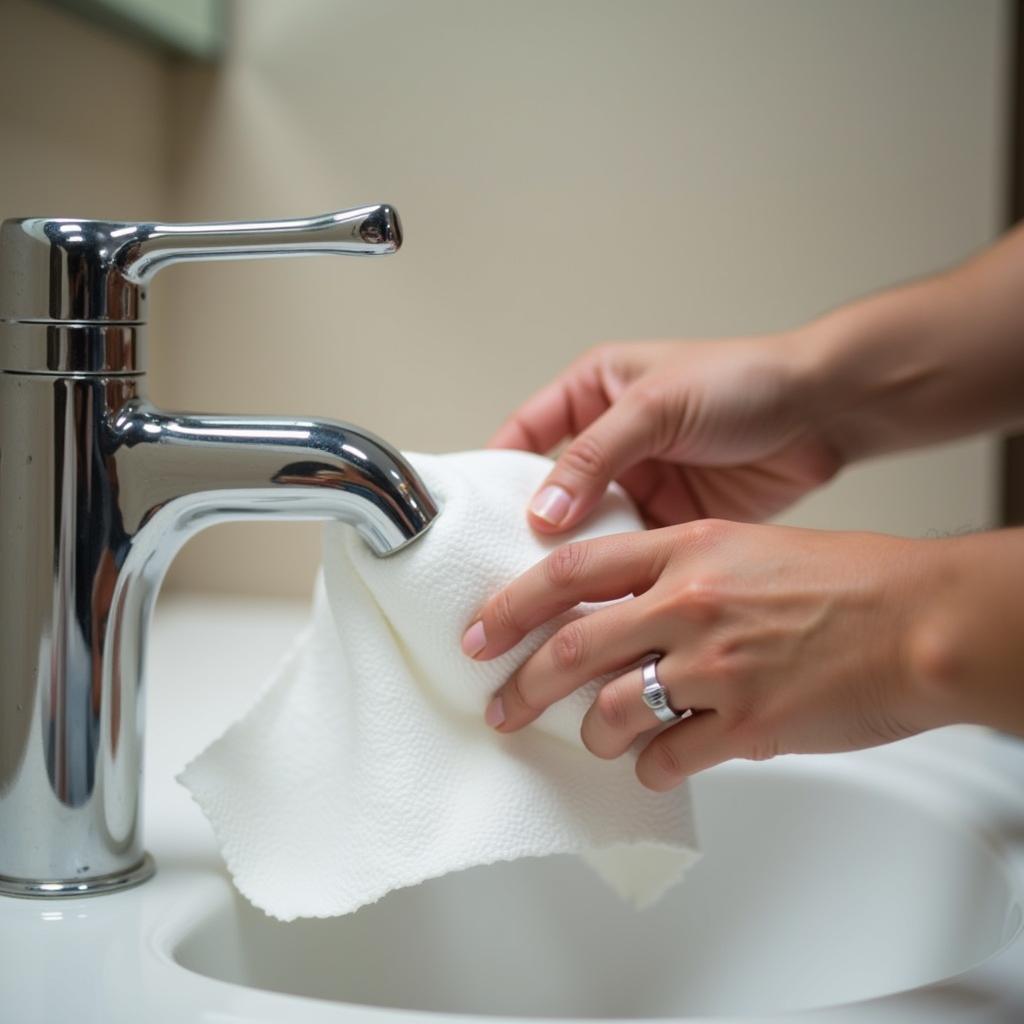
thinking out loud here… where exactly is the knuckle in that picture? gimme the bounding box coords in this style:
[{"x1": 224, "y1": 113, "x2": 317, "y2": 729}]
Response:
[
  {"x1": 589, "y1": 341, "x2": 619, "y2": 367},
  {"x1": 698, "y1": 640, "x2": 744, "y2": 684},
  {"x1": 590, "y1": 340, "x2": 633, "y2": 374},
  {"x1": 672, "y1": 577, "x2": 724, "y2": 625},
  {"x1": 595, "y1": 684, "x2": 630, "y2": 731},
  {"x1": 561, "y1": 433, "x2": 610, "y2": 482},
  {"x1": 682, "y1": 518, "x2": 730, "y2": 549},
  {"x1": 508, "y1": 672, "x2": 542, "y2": 714},
  {"x1": 629, "y1": 381, "x2": 664, "y2": 416},
  {"x1": 648, "y1": 735, "x2": 685, "y2": 781},
  {"x1": 551, "y1": 620, "x2": 588, "y2": 672},
  {"x1": 627, "y1": 382, "x2": 679, "y2": 457},
  {"x1": 545, "y1": 542, "x2": 588, "y2": 589},
  {"x1": 490, "y1": 589, "x2": 521, "y2": 636}
]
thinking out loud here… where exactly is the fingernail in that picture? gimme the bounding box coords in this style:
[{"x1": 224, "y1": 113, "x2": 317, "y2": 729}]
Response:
[
  {"x1": 461, "y1": 620, "x2": 487, "y2": 658},
  {"x1": 485, "y1": 695, "x2": 506, "y2": 728},
  {"x1": 530, "y1": 485, "x2": 572, "y2": 525}
]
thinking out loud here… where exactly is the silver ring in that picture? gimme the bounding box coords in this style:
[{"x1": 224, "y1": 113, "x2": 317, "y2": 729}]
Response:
[{"x1": 641, "y1": 656, "x2": 693, "y2": 724}]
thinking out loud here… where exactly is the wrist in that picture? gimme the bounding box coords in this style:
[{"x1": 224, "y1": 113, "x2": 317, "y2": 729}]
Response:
[
  {"x1": 759, "y1": 326, "x2": 855, "y2": 476},
  {"x1": 905, "y1": 531, "x2": 1024, "y2": 736},
  {"x1": 788, "y1": 277, "x2": 954, "y2": 466},
  {"x1": 902, "y1": 536, "x2": 976, "y2": 731}
]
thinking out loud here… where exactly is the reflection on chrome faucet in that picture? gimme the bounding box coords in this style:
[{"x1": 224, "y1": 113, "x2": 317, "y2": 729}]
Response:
[{"x1": 0, "y1": 206, "x2": 438, "y2": 897}]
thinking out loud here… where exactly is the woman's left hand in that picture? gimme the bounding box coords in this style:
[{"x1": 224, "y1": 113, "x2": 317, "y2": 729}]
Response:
[{"x1": 461, "y1": 519, "x2": 955, "y2": 791}]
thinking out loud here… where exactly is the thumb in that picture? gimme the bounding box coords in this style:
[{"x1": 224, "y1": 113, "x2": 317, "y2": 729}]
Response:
[{"x1": 527, "y1": 388, "x2": 660, "y2": 533}]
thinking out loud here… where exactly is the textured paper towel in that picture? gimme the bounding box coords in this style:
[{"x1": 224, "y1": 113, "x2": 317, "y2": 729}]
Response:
[{"x1": 178, "y1": 449, "x2": 700, "y2": 921}]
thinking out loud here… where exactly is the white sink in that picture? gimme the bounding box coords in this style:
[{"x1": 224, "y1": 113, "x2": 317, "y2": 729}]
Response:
[
  {"x1": 3, "y1": 594, "x2": 1024, "y2": 1023},
  {"x1": 172, "y1": 762, "x2": 1021, "y2": 1019}
]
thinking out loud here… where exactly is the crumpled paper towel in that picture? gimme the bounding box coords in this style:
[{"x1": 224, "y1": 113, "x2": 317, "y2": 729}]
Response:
[{"x1": 178, "y1": 449, "x2": 699, "y2": 920}]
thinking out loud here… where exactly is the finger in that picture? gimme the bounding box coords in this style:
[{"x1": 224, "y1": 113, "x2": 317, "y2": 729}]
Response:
[
  {"x1": 488, "y1": 601, "x2": 651, "y2": 733},
  {"x1": 581, "y1": 658, "x2": 711, "y2": 760},
  {"x1": 635, "y1": 712, "x2": 736, "y2": 791},
  {"x1": 488, "y1": 359, "x2": 611, "y2": 453},
  {"x1": 527, "y1": 386, "x2": 663, "y2": 534},
  {"x1": 462, "y1": 530, "x2": 671, "y2": 660}
]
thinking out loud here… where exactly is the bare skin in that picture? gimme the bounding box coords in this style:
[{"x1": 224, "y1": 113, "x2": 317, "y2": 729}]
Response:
[{"x1": 463, "y1": 223, "x2": 1024, "y2": 790}]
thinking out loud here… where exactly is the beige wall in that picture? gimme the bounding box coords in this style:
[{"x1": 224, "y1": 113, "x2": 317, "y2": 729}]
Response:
[
  {"x1": 0, "y1": 0, "x2": 170, "y2": 214},
  {"x1": 0, "y1": 0, "x2": 175, "y2": 372},
  {"x1": 2, "y1": 0, "x2": 1011, "y2": 598}
]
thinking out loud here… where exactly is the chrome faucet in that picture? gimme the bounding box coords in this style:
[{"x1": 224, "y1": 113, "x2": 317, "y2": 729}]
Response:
[{"x1": 0, "y1": 206, "x2": 439, "y2": 897}]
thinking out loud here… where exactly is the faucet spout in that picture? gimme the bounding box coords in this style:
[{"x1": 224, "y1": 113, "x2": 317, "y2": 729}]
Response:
[{"x1": 113, "y1": 399, "x2": 437, "y2": 557}]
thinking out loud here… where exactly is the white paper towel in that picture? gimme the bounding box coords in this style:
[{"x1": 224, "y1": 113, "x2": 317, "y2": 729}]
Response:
[{"x1": 178, "y1": 449, "x2": 700, "y2": 921}]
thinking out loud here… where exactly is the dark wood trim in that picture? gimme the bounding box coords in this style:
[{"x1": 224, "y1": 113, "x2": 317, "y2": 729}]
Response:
[{"x1": 1002, "y1": 1, "x2": 1024, "y2": 525}]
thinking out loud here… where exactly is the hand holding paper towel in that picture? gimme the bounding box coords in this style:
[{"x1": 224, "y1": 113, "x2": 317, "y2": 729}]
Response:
[{"x1": 179, "y1": 449, "x2": 699, "y2": 920}]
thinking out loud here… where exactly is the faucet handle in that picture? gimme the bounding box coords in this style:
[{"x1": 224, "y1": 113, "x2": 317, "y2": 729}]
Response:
[{"x1": 0, "y1": 205, "x2": 402, "y2": 324}]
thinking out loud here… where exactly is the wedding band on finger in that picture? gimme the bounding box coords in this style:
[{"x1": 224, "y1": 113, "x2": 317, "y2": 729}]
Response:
[{"x1": 641, "y1": 655, "x2": 694, "y2": 724}]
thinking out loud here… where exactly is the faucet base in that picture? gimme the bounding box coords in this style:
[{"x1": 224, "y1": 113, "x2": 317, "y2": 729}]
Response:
[{"x1": 0, "y1": 853, "x2": 156, "y2": 899}]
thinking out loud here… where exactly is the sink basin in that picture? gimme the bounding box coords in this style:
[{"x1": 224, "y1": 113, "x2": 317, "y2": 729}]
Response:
[
  {"x1": 3, "y1": 594, "x2": 1024, "y2": 1024},
  {"x1": 173, "y1": 761, "x2": 1021, "y2": 1019}
]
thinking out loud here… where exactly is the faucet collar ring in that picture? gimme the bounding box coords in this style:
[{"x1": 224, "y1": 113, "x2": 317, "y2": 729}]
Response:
[{"x1": 0, "y1": 321, "x2": 146, "y2": 375}]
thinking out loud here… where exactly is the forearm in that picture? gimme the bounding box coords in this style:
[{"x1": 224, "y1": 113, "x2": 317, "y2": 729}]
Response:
[
  {"x1": 795, "y1": 223, "x2": 1024, "y2": 463},
  {"x1": 909, "y1": 529, "x2": 1024, "y2": 738}
]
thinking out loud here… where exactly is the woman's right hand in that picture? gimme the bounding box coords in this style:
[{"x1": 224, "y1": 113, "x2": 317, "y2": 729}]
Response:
[{"x1": 489, "y1": 335, "x2": 843, "y2": 534}]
